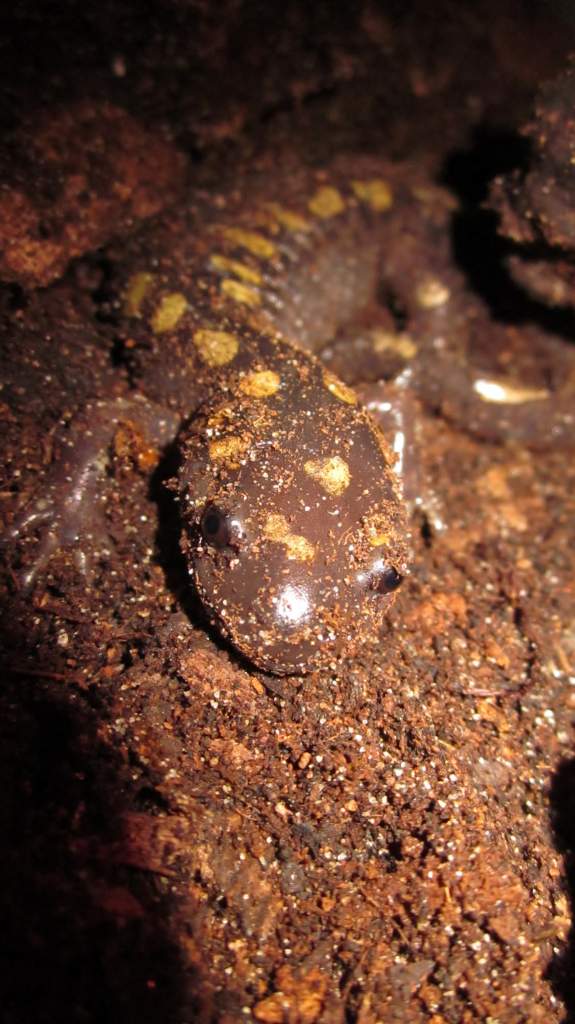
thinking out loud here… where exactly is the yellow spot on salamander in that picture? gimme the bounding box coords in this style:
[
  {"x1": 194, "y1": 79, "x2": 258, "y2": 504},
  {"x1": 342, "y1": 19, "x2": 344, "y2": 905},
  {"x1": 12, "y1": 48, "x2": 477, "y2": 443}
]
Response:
[
  {"x1": 416, "y1": 277, "x2": 450, "y2": 309},
  {"x1": 472, "y1": 378, "x2": 549, "y2": 404},
  {"x1": 221, "y1": 226, "x2": 277, "y2": 260},
  {"x1": 265, "y1": 202, "x2": 311, "y2": 233},
  {"x1": 193, "y1": 328, "x2": 239, "y2": 366},
  {"x1": 370, "y1": 329, "x2": 417, "y2": 360},
  {"x1": 264, "y1": 514, "x2": 315, "y2": 562},
  {"x1": 308, "y1": 186, "x2": 345, "y2": 219},
  {"x1": 364, "y1": 513, "x2": 392, "y2": 547},
  {"x1": 150, "y1": 292, "x2": 188, "y2": 334},
  {"x1": 352, "y1": 179, "x2": 393, "y2": 212},
  {"x1": 411, "y1": 184, "x2": 458, "y2": 211},
  {"x1": 220, "y1": 278, "x2": 261, "y2": 307},
  {"x1": 208, "y1": 434, "x2": 251, "y2": 466},
  {"x1": 323, "y1": 370, "x2": 357, "y2": 405},
  {"x1": 124, "y1": 272, "x2": 154, "y2": 317},
  {"x1": 368, "y1": 531, "x2": 390, "y2": 547},
  {"x1": 210, "y1": 254, "x2": 262, "y2": 285},
  {"x1": 240, "y1": 369, "x2": 281, "y2": 398},
  {"x1": 304, "y1": 455, "x2": 350, "y2": 496}
]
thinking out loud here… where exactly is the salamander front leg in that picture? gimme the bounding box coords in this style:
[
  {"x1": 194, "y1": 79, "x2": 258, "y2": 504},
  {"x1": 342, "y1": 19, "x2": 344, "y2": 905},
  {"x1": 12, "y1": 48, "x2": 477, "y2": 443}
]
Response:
[{"x1": 6, "y1": 396, "x2": 179, "y2": 587}]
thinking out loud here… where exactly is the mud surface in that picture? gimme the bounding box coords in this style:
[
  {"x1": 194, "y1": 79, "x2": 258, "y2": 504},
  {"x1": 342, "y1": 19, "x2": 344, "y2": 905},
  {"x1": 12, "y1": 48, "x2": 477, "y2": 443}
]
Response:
[{"x1": 1, "y1": 2, "x2": 575, "y2": 1022}]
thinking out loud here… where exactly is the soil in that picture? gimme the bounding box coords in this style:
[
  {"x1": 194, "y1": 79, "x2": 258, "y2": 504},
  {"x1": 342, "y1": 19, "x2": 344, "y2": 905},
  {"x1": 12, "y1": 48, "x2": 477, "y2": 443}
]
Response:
[{"x1": 1, "y1": 2, "x2": 575, "y2": 1023}]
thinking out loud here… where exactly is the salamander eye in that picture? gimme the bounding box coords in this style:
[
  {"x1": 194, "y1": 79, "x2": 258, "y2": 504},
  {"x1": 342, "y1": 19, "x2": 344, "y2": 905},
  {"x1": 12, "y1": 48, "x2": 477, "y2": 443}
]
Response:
[
  {"x1": 200, "y1": 505, "x2": 232, "y2": 548},
  {"x1": 372, "y1": 565, "x2": 403, "y2": 594}
]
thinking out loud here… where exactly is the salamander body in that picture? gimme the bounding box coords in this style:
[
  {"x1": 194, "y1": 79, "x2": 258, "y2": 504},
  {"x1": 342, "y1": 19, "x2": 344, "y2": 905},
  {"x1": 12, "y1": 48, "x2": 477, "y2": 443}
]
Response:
[
  {"x1": 10, "y1": 154, "x2": 413, "y2": 674},
  {"x1": 118, "y1": 155, "x2": 410, "y2": 673}
]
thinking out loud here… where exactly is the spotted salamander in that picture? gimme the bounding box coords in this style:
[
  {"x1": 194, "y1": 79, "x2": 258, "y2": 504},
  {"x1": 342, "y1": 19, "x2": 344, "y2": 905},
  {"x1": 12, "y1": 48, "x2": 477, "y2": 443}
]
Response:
[
  {"x1": 9, "y1": 152, "x2": 574, "y2": 673},
  {"x1": 119, "y1": 154, "x2": 417, "y2": 674},
  {"x1": 10, "y1": 154, "x2": 414, "y2": 675}
]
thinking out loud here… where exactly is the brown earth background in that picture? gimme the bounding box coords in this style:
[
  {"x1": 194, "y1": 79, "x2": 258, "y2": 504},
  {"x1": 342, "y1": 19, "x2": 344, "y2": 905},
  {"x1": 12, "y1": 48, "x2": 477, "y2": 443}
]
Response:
[{"x1": 1, "y1": 2, "x2": 575, "y2": 1022}]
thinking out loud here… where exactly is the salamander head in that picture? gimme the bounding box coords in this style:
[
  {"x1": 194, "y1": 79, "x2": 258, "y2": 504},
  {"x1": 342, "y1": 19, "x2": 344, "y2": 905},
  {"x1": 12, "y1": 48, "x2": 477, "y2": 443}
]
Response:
[{"x1": 178, "y1": 363, "x2": 408, "y2": 674}]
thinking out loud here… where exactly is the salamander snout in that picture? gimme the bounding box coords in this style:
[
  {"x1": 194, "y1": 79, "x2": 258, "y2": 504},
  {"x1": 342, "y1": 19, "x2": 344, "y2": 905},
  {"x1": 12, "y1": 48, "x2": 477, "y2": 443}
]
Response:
[{"x1": 183, "y1": 488, "x2": 407, "y2": 674}]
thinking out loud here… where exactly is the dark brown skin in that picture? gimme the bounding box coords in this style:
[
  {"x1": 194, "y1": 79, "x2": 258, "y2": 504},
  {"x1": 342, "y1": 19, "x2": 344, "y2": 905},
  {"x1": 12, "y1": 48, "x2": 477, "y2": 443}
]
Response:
[{"x1": 8, "y1": 152, "x2": 574, "y2": 671}]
